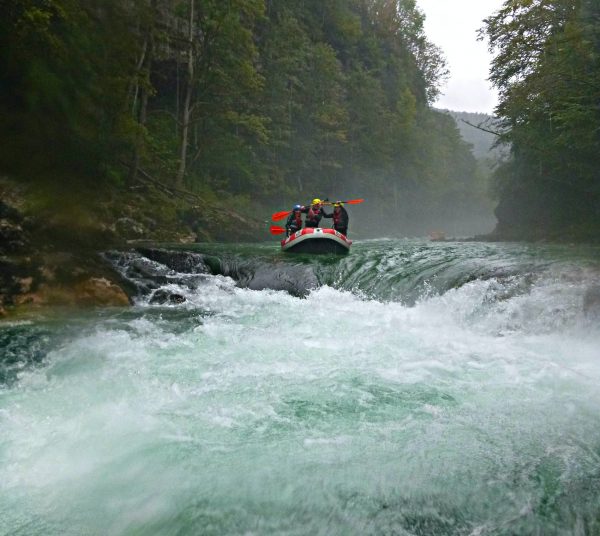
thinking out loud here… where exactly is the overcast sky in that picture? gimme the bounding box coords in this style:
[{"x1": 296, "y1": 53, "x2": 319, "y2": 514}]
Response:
[{"x1": 417, "y1": 0, "x2": 505, "y2": 114}]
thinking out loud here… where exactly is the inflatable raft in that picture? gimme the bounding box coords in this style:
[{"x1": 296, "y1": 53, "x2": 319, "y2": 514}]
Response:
[{"x1": 281, "y1": 228, "x2": 352, "y2": 254}]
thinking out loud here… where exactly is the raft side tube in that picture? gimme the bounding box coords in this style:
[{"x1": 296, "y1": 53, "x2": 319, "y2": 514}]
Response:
[{"x1": 281, "y1": 228, "x2": 351, "y2": 254}]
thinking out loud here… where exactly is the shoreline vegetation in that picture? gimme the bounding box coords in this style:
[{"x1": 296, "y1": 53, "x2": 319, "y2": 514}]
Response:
[
  {"x1": 2, "y1": 0, "x2": 599, "y2": 313},
  {"x1": 0, "y1": 173, "x2": 265, "y2": 317},
  {"x1": 1, "y1": 165, "x2": 596, "y2": 319}
]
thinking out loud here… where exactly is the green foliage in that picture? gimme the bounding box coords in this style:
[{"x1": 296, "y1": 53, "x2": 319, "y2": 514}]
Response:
[
  {"x1": 483, "y1": 0, "x2": 600, "y2": 237},
  {"x1": 0, "y1": 0, "x2": 140, "y2": 177},
  {"x1": 1, "y1": 0, "x2": 493, "y2": 236}
]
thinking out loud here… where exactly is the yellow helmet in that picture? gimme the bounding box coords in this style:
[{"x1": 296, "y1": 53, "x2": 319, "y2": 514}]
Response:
[{"x1": 312, "y1": 198, "x2": 321, "y2": 205}]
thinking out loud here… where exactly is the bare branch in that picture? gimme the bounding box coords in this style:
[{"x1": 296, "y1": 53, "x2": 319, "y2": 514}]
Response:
[{"x1": 460, "y1": 119, "x2": 504, "y2": 137}]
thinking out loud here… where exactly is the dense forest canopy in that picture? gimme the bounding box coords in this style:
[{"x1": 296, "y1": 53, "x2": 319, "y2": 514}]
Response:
[
  {"x1": 482, "y1": 0, "x2": 600, "y2": 240},
  {"x1": 1, "y1": 0, "x2": 495, "y2": 238}
]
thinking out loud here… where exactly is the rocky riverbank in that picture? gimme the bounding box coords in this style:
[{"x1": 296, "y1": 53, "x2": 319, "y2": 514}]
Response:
[{"x1": 0, "y1": 176, "x2": 263, "y2": 316}]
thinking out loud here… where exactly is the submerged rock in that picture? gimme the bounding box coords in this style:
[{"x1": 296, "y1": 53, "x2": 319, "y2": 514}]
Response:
[
  {"x1": 137, "y1": 248, "x2": 210, "y2": 274},
  {"x1": 149, "y1": 289, "x2": 187, "y2": 305}
]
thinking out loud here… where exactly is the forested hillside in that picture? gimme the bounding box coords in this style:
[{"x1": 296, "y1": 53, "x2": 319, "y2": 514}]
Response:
[
  {"x1": 436, "y1": 110, "x2": 501, "y2": 234},
  {"x1": 483, "y1": 0, "x2": 600, "y2": 241},
  {"x1": 1, "y1": 0, "x2": 493, "y2": 239},
  {"x1": 444, "y1": 111, "x2": 502, "y2": 160}
]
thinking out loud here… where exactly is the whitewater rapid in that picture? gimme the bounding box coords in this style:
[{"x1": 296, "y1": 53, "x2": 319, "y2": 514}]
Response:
[{"x1": 1, "y1": 240, "x2": 600, "y2": 535}]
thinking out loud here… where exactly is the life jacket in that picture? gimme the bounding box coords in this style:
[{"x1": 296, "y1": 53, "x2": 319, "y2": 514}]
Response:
[
  {"x1": 333, "y1": 209, "x2": 342, "y2": 226},
  {"x1": 307, "y1": 206, "x2": 322, "y2": 224},
  {"x1": 287, "y1": 211, "x2": 302, "y2": 232},
  {"x1": 293, "y1": 211, "x2": 302, "y2": 227}
]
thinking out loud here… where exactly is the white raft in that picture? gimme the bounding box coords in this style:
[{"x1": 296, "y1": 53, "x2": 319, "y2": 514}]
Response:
[{"x1": 281, "y1": 228, "x2": 352, "y2": 254}]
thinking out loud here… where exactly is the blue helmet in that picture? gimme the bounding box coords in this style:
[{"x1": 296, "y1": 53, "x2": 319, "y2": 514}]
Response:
[{"x1": 293, "y1": 204, "x2": 302, "y2": 211}]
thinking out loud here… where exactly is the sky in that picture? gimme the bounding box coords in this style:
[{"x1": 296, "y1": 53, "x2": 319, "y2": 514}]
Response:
[{"x1": 417, "y1": 0, "x2": 505, "y2": 114}]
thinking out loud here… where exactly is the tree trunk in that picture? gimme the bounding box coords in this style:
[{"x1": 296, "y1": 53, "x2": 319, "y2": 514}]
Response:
[
  {"x1": 129, "y1": 5, "x2": 156, "y2": 186},
  {"x1": 129, "y1": 38, "x2": 154, "y2": 186},
  {"x1": 176, "y1": 0, "x2": 195, "y2": 188},
  {"x1": 129, "y1": 69, "x2": 151, "y2": 186},
  {"x1": 130, "y1": 39, "x2": 148, "y2": 116}
]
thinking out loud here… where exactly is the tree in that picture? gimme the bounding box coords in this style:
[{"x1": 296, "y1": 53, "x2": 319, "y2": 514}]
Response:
[
  {"x1": 0, "y1": 0, "x2": 142, "y2": 178},
  {"x1": 483, "y1": 0, "x2": 600, "y2": 237},
  {"x1": 0, "y1": 0, "x2": 493, "y2": 237}
]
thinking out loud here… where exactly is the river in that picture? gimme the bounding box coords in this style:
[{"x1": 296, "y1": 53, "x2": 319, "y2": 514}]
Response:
[{"x1": 1, "y1": 239, "x2": 600, "y2": 535}]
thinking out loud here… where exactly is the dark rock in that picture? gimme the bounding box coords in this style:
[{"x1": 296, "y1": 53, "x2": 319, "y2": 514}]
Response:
[
  {"x1": 0, "y1": 199, "x2": 23, "y2": 222},
  {"x1": 149, "y1": 289, "x2": 186, "y2": 305},
  {"x1": 0, "y1": 219, "x2": 28, "y2": 254},
  {"x1": 137, "y1": 248, "x2": 210, "y2": 274},
  {"x1": 127, "y1": 258, "x2": 170, "y2": 283},
  {"x1": 0, "y1": 256, "x2": 34, "y2": 305},
  {"x1": 101, "y1": 251, "x2": 167, "y2": 296}
]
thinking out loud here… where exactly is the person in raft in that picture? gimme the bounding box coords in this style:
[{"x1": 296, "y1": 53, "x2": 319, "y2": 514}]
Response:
[
  {"x1": 302, "y1": 198, "x2": 327, "y2": 228},
  {"x1": 323, "y1": 201, "x2": 349, "y2": 236},
  {"x1": 285, "y1": 204, "x2": 304, "y2": 236}
]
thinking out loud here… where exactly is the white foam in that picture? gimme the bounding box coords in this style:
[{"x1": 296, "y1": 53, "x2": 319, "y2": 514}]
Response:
[{"x1": 2, "y1": 251, "x2": 600, "y2": 533}]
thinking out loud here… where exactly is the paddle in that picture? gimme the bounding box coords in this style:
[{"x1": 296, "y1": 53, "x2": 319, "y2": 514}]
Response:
[
  {"x1": 271, "y1": 199, "x2": 364, "y2": 221},
  {"x1": 322, "y1": 198, "x2": 365, "y2": 206},
  {"x1": 269, "y1": 225, "x2": 286, "y2": 235},
  {"x1": 271, "y1": 211, "x2": 293, "y2": 222}
]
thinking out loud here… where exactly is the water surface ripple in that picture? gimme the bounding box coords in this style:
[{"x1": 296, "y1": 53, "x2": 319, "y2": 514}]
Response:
[{"x1": 1, "y1": 239, "x2": 600, "y2": 535}]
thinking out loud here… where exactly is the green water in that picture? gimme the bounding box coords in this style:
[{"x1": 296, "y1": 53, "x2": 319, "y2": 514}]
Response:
[{"x1": 1, "y1": 239, "x2": 600, "y2": 535}]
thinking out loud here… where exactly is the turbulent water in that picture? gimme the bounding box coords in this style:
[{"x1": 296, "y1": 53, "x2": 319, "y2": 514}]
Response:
[{"x1": 2, "y1": 239, "x2": 600, "y2": 535}]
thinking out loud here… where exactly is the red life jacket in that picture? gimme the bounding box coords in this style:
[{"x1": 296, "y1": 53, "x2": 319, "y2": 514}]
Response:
[
  {"x1": 294, "y1": 212, "x2": 302, "y2": 227},
  {"x1": 333, "y1": 208, "x2": 341, "y2": 226},
  {"x1": 307, "y1": 206, "x2": 321, "y2": 223}
]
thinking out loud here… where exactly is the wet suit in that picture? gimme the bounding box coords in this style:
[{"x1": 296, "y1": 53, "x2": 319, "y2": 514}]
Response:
[
  {"x1": 285, "y1": 211, "x2": 303, "y2": 236},
  {"x1": 323, "y1": 205, "x2": 349, "y2": 236}
]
